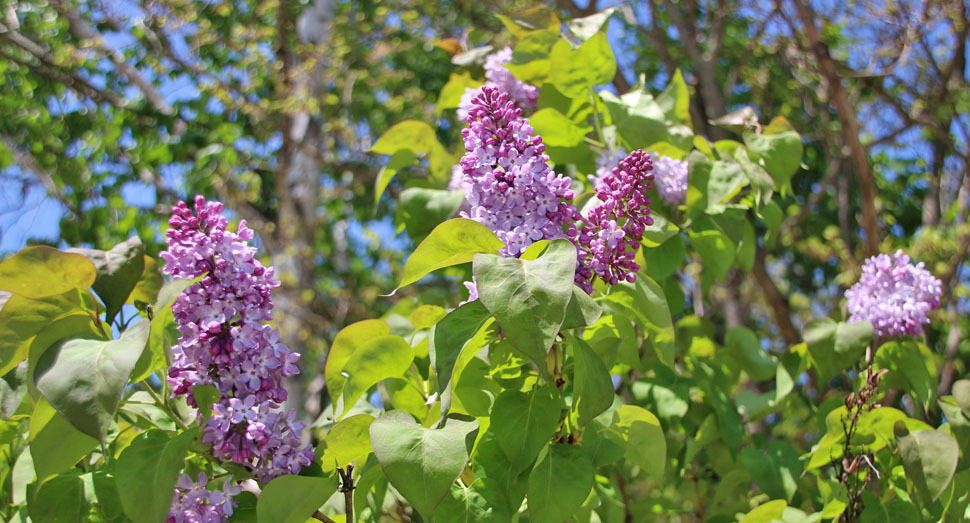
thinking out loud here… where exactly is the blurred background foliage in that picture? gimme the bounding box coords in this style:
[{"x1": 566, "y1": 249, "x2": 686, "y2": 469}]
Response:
[{"x1": 0, "y1": 0, "x2": 967, "y2": 429}]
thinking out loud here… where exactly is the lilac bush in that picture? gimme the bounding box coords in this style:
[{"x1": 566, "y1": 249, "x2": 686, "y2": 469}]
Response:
[
  {"x1": 161, "y1": 196, "x2": 313, "y2": 484},
  {"x1": 845, "y1": 249, "x2": 943, "y2": 338}
]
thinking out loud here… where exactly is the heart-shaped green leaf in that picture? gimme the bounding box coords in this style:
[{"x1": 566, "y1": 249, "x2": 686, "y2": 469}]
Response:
[
  {"x1": 894, "y1": 421, "x2": 959, "y2": 505},
  {"x1": 257, "y1": 474, "x2": 339, "y2": 523},
  {"x1": 113, "y1": 428, "x2": 199, "y2": 523},
  {"x1": 0, "y1": 246, "x2": 96, "y2": 299},
  {"x1": 474, "y1": 239, "x2": 576, "y2": 369},
  {"x1": 527, "y1": 444, "x2": 593, "y2": 523},
  {"x1": 35, "y1": 320, "x2": 149, "y2": 442},
  {"x1": 370, "y1": 411, "x2": 479, "y2": 520},
  {"x1": 70, "y1": 236, "x2": 145, "y2": 323},
  {"x1": 490, "y1": 384, "x2": 561, "y2": 473},
  {"x1": 396, "y1": 219, "x2": 504, "y2": 290},
  {"x1": 339, "y1": 334, "x2": 414, "y2": 416}
]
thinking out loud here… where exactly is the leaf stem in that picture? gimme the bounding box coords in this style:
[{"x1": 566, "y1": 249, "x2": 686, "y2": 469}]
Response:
[{"x1": 141, "y1": 381, "x2": 190, "y2": 431}]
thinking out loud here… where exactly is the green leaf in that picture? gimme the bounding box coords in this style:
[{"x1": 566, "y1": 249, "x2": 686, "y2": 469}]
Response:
[
  {"x1": 740, "y1": 441, "x2": 803, "y2": 501},
  {"x1": 549, "y1": 34, "x2": 616, "y2": 97},
  {"x1": 473, "y1": 239, "x2": 576, "y2": 369},
  {"x1": 530, "y1": 108, "x2": 590, "y2": 147},
  {"x1": 725, "y1": 326, "x2": 777, "y2": 381},
  {"x1": 339, "y1": 335, "x2": 415, "y2": 416},
  {"x1": 953, "y1": 380, "x2": 970, "y2": 418},
  {"x1": 113, "y1": 428, "x2": 199, "y2": 523},
  {"x1": 803, "y1": 319, "x2": 873, "y2": 383},
  {"x1": 0, "y1": 290, "x2": 87, "y2": 377},
  {"x1": 490, "y1": 384, "x2": 561, "y2": 473},
  {"x1": 600, "y1": 276, "x2": 675, "y2": 368},
  {"x1": 599, "y1": 86, "x2": 669, "y2": 150},
  {"x1": 35, "y1": 320, "x2": 149, "y2": 442},
  {"x1": 743, "y1": 125, "x2": 803, "y2": 187},
  {"x1": 739, "y1": 500, "x2": 788, "y2": 523},
  {"x1": 607, "y1": 405, "x2": 666, "y2": 483},
  {"x1": 527, "y1": 445, "x2": 594, "y2": 523},
  {"x1": 495, "y1": 7, "x2": 560, "y2": 39},
  {"x1": 506, "y1": 31, "x2": 559, "y2": 85},
  {"x1": 430, "y1": 300, "x2": 491, "y2": 405},
  {"x1": 134, "y1": 276, "x2": 202, "y2": 383},
  {"x1": 569, "y1": 335, "x2": 614, "y2": 426},
  {"x1": 689, "y1": 227, "x2": 735, "y2": 292},
  {"x1": 434, "y1": 481, "x2": 496, "y2": 523},
  {"x1": 566, "y1": 7, "x2": 616, "y2": 41},
  {"x1": 374, "y1": 149, "x2": 417, "y2": 206},
  {"x1": 69, "y1": 236, "x2": 145, "y2": 323},
  {"x1": 318, "y1": 414, "x2": 375, "y2": 473},
  {"x1": 325, "y1": 319, "x2": 390, "y2": 403},
  {"x1": 894, "y1": 422, "x2": 960, "y2": 505},
  {"x1": 0, "y1": 360, "x2": 27, "y2": 419},
  {"x1": 686, "y1": 151, "x2": 713, "y2": 217},
  {"x1": 818, "y1": 477, "x2": 848, "y2": 519},
  {"x1": 656, "y1": 69, "x2": 691, "y2": 126},
  {"x1": 875, "y1": 341, "x2": 936, "y2": 412},
  {"x1": 369, "y1": 120, "x2": 452, "y2": 183},
  {"x1": 191, "y1": 384, "x2": 220, "y2": 419},
  {"x1": 370, "y1": 411, "x2": 479, "y2": 520},
  {"x1": 29, "y1": 398, "x2": 98, "y2": 483},
  {"x1": 0, "y1": 246, "x2": 96, "y2": 299},
  {"x1": 397, "y1": 219, "x2": 504, "y2": 290},
  {"x1": 395, "y1": 188, "x2": 465, "y2": 240},
  {"x1": 28, "y1": 470, "x2": 85, "y2": 522},
  {"x1": 472, "y1": 432, "x2": 529, "y2": 519},
  {"x1": 562, "y1": 286, "x2": 603, "y2": 329},
  {"x1": 409, "y1": 305, "x2": 448, "y2": 331},
  {"x1": 580, "y1": 420, "x2": 626, "y2": 467},
  {"x1": 257, "y1": 475, "x2": 338, "y2": 523},
  {"x1": 127, "y1": 256, "x2": 163, "y2": 306},
  {"x1": 437, "y1": 72, "x2": 483, "y2": 116},
  {"x1": 643, "y1": 235, "x2": 685, "y2": 282},
  {"x1": 711, "y1": 107, "x2": 760, "y2": 134}
]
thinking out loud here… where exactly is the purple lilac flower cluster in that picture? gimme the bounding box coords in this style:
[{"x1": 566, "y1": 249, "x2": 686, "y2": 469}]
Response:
[
  {"x1": 652, "y1": 153, "x2": 688, "y2": 206},
  {"x1": 168, "y1": 473, "x2": 242, "y2": 523},
  {"x1": 457, "y1": 47, "x2": 539, "y2": 120},
  {"x1": 845, "y1": 249, "x2": 942, "y2": 338},
  {"x1": 161, "y1": 196, "x2": 313, "y2": 484},
  {"x1": 458, "y1": 86, "x2": 577, "y2": 257},
  {"x1": 570, "y1": 150, "x2": 655, "y2": 292}
]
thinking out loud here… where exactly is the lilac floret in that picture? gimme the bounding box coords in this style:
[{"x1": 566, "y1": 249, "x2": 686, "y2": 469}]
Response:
[
  {"x1": 845, "y1": 249, "x2": 942, "y2": 338},
  {"x1": 161, "y1": 196, "x2": 313, "y2": 484}
]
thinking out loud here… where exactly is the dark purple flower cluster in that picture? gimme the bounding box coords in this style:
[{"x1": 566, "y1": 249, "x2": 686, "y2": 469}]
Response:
[
  {"x1": 161, "y1": 196, "x2": 313, "y2": 484},
  {"x1": 168, "y1": 472, "x2": 241, "y2": 523},
  {"x1": 570, "y1": 150, "x2": 655, "y2": 292},
  {"x1": 457, "y1": 86, "x2": 577, "y2": 257},
  {"x1": 845, "y1": 250, "x2": 942, "y2": 338}
]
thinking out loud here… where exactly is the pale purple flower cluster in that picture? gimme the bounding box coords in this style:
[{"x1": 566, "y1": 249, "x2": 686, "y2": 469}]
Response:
[
  {"x1": 570, "y1": 150, "x2": 655, "y2": 292},
  {"x1": 652, "y1": 153, "x2": 688, "y2": 206},
  {"x1": 161, "y1": 196, "x2": 313, "y2": 483},
  {"x1": 458, "y1": 86, "x2": 576, "y2": 257},
  {"x1": 590, "y1": 147, "x2": 627, "y2": 188},
  {"x1": 168, "y1": 473, "x2": 241, "y2": 523},
  {"x1": 845, "y1": 250, "x2": 942, "y2": 338},
  {"x1": 457, "y1": 47, "x2": 539, "y2": 120}
]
